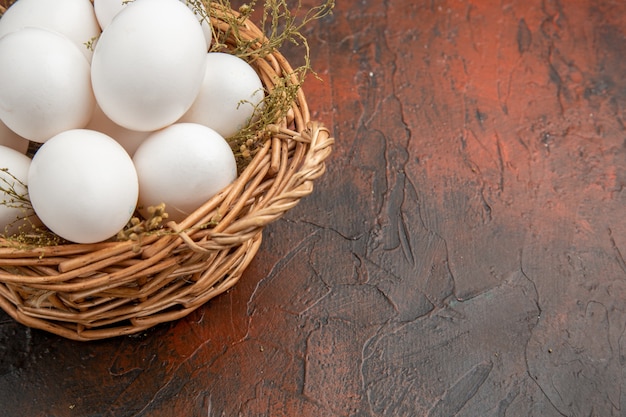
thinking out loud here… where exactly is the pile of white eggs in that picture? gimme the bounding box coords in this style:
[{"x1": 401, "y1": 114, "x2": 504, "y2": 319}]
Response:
[{"x1": 0, "y1": 0, "x2": 266, "y2": 243}]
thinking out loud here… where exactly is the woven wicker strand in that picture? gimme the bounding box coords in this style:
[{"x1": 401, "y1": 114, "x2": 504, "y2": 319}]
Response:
[{"x1": 0, "y1": 6, "x2": 334, "y2": 341}]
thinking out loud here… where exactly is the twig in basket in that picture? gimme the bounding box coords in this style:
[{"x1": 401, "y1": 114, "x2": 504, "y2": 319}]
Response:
[
  {"x1": 0, "y1": 168, "x2": 51, "y2": 243},
  {"x1": 207, "y1": 0, "x2": 334, "y2": 63},
  {"x1": 0, "y1": 222, "x2": 62, "y2": 250},
  {"x1": 0, "y1": 168, "x2": 30, "y2": 210},
  {"x1": 117, "y1": 203, "x2": 170, "y2": 242},
  {"x1": 228, "y1": 72, "x2": 304, "y2": 167}
]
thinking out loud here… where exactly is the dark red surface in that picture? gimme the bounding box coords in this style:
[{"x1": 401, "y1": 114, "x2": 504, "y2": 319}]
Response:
[{"x1": 2, "y1": 0, "x2": 626, "y2": 415}]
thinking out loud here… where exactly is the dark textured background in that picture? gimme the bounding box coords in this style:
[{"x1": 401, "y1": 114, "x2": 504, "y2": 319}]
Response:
[{"x1": 2, "y1": 0, "x2": 626, "y2": 415}]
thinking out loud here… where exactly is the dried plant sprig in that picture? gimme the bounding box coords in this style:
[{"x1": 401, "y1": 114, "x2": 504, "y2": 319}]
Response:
[
  {"x1": 0, "y1": 167, "x2": 30, "y2": 210},
  {"x1": 228, "y1": 69, "x2": 305, "y2": 168},
  {"x1": 0, "y1": 169, "x2": 61, "y2": 247},
  {"x1": 207, "y1": 0, "x2": 334, "y2": 62},
  {"x1": 84, "y1": 35, "x2": 99, "y2": 51},
  {"x1": 1, "y1": 221, "x2": 62, "y2": 249},
  {"x1": 0, "y1": 167, "x2": 58, "y2": 246},
  {"x1": 203, "y1": 0, "x2": 333, "y2": 167},
  {"x1": 117, "y1": 203, "x2": 169, "y2": 242}
]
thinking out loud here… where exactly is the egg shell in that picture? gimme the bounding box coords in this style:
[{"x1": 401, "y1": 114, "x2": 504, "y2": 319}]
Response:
[
  {"x1": 91, "y1": 0, "x2": 208, "y2": 132},
  {"x1": 133, "y1": 123, "x2": 237, "y2": 222},
  {"x1": 180, "y1": 52, "x2": 265, "y2": 138},
  {"x1": 94, "y1": 0, "x2": 212, "y2": 50},
  {"x1": 0, "y1": 145, "x2": 37, "y2": 235},
  {"x1": 28, "y1": 129, "x2": 139, "y2": 244},
  {"x1": 85, "y1": 104, "x2": 152, "y2": 156},
  {"x1": 181, "y1": 0, "x2": 212, "y2": 51},
  {"x1": 0, "y1": 27, "x2": 96, "y2": 143},
  {"x1": 0, "y1": 0, "x2": 100, "y2": 61},
  {"x1": 93, "y1": 0, "x2": 126, "y2": 30}
]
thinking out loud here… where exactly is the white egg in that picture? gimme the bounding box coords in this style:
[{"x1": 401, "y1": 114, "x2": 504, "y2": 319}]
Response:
[
  {"x1": 0, "y1": 0, "x2": 101, "y2": 61},
  {"x1": 28, "y1": 129, "x2": 139, "y2": 244},
  {"x1": 181, "y1": 0, "x2": 212, "y2": 51},
  {"x1": 91, "y1": 0, "x2": 208, "y2": 132},
  {"x1": 0, "y1": 120, "x2": 29, "y2": 154},
  {"x1": 93, "y1": 0, "x2": 127, "y2": 30},
  {"x1": 0, "y1": 27, "x2": 96, "y2": 143},
  {"x1": 94, "y1": 0, "x2": 212, "y2": 50},
  {"x1": 85, "y1": 104, "x2": 152, "y2": 156},
  {"x1": 133, "y1": 123, "x2": 237, "y2": 223},
  {"x1": 0, "y1": 145, "x2": 36, "y2": 235},
  {"x1": 180, "y1": 52, "x2": 265, "y2": 138}
]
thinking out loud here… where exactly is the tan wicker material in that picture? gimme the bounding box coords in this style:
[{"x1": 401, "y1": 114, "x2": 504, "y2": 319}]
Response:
[{"x1": 0, "y1": 5, "x2": 334, "y2": 341}]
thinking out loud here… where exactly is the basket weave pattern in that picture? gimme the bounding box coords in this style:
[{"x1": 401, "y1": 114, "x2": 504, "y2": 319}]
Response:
[{"x1": 0, "y1": 6, "x2": 334, "y2": 341}]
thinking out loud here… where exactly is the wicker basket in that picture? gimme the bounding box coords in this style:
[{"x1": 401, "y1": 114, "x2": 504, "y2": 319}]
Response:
[{"x1": 0, "y1": 4, "x2": 333, "y2": 341}]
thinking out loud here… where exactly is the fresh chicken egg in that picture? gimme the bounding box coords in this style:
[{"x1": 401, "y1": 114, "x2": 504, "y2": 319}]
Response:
[
  {"x1": 92, "y1": 0, "x2": 126, "y2": 30},
  {"x1": 179, "y1": 52, "x2": 265, "y2": 138},
  {"x1": 0, "y1": 27, "x2": 96, "y2": 143},
  {"x1": 28, "y1": 129, "x2": 139, "y2": 244},
  {"x1": 0, "y1": 0, "x2": 100, "y2": 61},
  {"x1": 85, "y1": 104, "x2": 152, "y2": 156},
  {"x1": 91, "y1": 0, "x2": 208, "y2": 131},
  {"x1": 181, "y1": 0, "x2": 213, "y2": 50},
  {"x1": 94, "y1": 0, "x2": 212, "y2": 50},
  {"x1": 132, "y1": 123, "x2": 237, "y2": 222}
]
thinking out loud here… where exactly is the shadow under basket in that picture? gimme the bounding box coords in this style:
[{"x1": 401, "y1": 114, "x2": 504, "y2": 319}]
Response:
[{"x1": 0, "y1": 7, "x2": 334, "y2": 341}]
